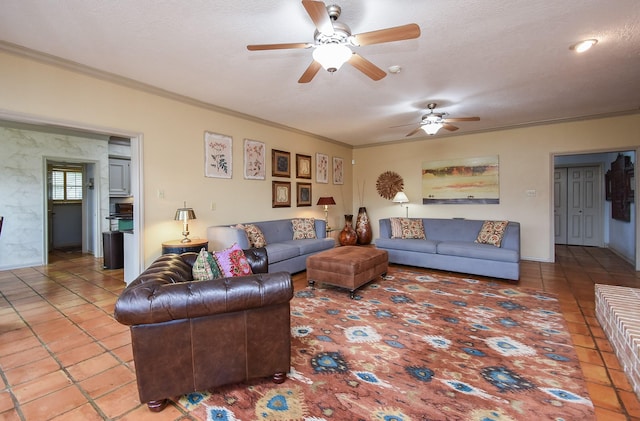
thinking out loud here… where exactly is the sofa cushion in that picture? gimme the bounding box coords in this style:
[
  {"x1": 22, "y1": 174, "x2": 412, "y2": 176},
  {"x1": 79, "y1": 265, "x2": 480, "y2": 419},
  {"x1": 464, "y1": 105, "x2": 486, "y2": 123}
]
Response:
[
  {"x1": 290, "y1": 238, "x2": 335, "y2": 255},
  {"x1": 437, "y1": 241, "x2": 519, "y2": 262},
  {"x1": 375, "y1": 238, "x2": 438, "y2": 254},
  {"x1": 265, "y1": 243, "x2": 300, "y2": 264},
  {"x1": 390, "y1": 218, "x2": 403, "y2": 238},
  {"x1": 192, "y1": 248, "x2": 223, "y2": 281},
  {"x1": 242, "y1": 223, "x2": 267, "y2": 248},
  {"x1": 401, "y1": 218, "x2": 426, "y2": 239},
  {"x1": 475, "y1": 220, "x2": 509, "y2": 247},
  {"x1": 292, "y1": 218, "x2": 317, "y2": 239},
  {"x1": 214, "y1": 243, "x2": 253, "y2": 277}
]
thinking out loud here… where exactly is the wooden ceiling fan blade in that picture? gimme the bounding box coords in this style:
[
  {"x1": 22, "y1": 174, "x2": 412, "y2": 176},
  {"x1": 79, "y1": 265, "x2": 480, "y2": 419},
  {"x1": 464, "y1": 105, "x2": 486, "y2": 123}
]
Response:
[
  {"x1": 298, "y1": 60, "x2": 322, "y2": 83},
  {"x1": 348, "y1": 53, "x2": 387, "y2": 81},
  {"x1": 302, "y1": 0, "x2": 334, "y2": 35},
  {"x1": 406, "y1": 127, "x2": 423, "y2": 137},
  {"x1": 443, "y1": 116, "x2": 480, "y2": 122},
  {"x1": 353, "y1": 23, "x2": 420, "y2": 46},
  {"x1": 247, "y1": 42, "x2": 312, "y2": 51},
  {"x1": 443, "y1": 123, "x2": 459, "y2": 131}
]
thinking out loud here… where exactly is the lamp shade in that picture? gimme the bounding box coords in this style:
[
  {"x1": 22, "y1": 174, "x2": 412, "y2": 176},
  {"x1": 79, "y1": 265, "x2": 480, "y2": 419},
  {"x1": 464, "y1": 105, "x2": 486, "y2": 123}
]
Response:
[
  {"x1": 392, "y1": 191, "x2": 409, "y2": 204},
  {"x1": 312, "y1": 44, "x2": 352, "y2": 72},
  {"x1": 316, "y1": 196, "x2": 336, "y2": 206},
  {"x1": 174, "y1": 208, "x2": 196, "y2": 221}
]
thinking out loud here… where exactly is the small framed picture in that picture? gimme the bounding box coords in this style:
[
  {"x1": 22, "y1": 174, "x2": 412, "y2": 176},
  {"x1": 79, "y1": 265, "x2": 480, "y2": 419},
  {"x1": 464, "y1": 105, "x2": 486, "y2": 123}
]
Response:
[
  {"x1": 316, "y1": 153, "x2": 329, "y2": 183},
  {"x1": 204, "y1": 131, "x2": 232, "y2": 179},
  {"x1": 243, "y1": 139, "x2": 266, "y2": 180},
  {"x1": 333, "y1": 156, "x2": 344, "y2": 185},
  {"x1": 272, "y1": 149, "x2": 291, "y2": 178},
  {"x1": 296, "y1": 154, "x2": 312, "y2": 179},
  {"x1": 297, "y1": 182, "x2": 312, "y2": 206},
  {"x1": 272, "y1": 181, "x2": 291, "y2": 208}
]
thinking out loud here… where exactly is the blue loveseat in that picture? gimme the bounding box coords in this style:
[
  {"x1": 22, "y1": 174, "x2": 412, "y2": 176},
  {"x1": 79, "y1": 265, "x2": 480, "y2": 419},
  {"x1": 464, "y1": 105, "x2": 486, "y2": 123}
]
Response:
[
  {"x1": 207, "y1": 218, "x2": 334, "y2": 274},
  {"x1": 376, "y1": 218, "x2": 520, "y2": 280}
]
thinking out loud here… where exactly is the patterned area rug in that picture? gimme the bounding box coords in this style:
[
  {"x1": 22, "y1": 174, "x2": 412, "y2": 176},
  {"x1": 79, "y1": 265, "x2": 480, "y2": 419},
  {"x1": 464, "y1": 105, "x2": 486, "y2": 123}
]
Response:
[{"x1": 176, "y1": 267, "x2": 595, "y2": 420}]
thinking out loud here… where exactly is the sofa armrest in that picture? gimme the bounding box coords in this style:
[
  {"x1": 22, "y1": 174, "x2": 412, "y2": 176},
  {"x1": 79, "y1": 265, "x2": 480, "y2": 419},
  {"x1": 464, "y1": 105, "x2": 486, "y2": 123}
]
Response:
[
  {"x1": 207, "y1": 225, "x2": 250, "y2": 250},
  {"x1": 314, "y1": 219, "x2": 327, "y2": 239},
  {"x1": 114, "y1": 271, "x2": 293, "y2": 326}
]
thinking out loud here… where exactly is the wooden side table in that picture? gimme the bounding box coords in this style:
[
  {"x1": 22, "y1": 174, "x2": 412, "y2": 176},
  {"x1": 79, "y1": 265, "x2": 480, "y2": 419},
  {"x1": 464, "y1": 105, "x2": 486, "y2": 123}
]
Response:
[{"x1": 161, "y1": 238, "x2": 208, "y2": 255}]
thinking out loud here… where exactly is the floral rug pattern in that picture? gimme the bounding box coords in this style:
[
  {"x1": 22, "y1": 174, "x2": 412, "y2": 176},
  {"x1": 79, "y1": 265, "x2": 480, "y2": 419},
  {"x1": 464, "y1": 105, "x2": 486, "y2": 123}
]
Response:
[{"x1": 177, "y1": 268, "x2": 594, "y2": 421}]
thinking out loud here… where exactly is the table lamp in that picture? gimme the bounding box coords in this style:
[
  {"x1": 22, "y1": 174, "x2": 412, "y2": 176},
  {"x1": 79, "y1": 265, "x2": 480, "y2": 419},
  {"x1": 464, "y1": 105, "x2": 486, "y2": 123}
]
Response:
[
  {"x1": 174, "y1": 201, "x2": 196, "y2": 243},
  {"x1": 316, "y1": 196, "x2": 336, "y2": 230},
  {"x1": 392, "y1": 191, "x2": 410, "y2": 217}
]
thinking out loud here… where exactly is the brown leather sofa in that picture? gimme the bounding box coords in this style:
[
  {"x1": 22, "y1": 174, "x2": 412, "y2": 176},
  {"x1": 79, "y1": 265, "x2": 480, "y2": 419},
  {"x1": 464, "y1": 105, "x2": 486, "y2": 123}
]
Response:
[{"x1": 114, "y1": 248, "x2": 293, "y2": 412}]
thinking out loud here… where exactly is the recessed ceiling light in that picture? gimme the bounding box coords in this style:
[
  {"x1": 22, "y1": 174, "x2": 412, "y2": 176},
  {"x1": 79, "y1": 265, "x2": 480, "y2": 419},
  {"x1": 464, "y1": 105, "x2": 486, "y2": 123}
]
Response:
[
  {"x1": 388, "y1": 65, "x2": 402, "y2": 74},
  {"x1": 570, "y1": 39, "x2": 598, "y2": 53}
]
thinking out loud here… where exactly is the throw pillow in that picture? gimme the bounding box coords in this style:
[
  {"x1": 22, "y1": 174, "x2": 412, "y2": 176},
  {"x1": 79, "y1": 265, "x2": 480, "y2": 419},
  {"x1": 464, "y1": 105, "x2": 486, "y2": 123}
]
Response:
[
  {"x1": 475, "y1": 220, "x2": 509, "y2": 247},
  {"x1": 292, "y1": 218, "x2": 317, "y2": 240},
  {"x1": 192, "y1": 248, "x2": 223, "y2": 281},
  {"x1": 213, "y1": 243, "x2": 253, "y2": 277},
  {"x1": 390, "y1": 218, "x2": 403, "y2": 239},
  {"x1": 244, "y1": 224, "x2": 267, "y2": 248},
  {"x1": 399, "y1": 218, "x2": 426, "y2": 239}
]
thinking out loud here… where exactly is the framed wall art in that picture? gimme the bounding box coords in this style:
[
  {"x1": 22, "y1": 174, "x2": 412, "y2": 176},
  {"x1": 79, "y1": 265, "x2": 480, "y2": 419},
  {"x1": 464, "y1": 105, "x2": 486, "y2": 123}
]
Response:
[
  {"x1": 316, "y1": 152, "x2": 329, "y2": 183},
  {"x1": 422, "y1": 155, "x2": 499, "y2": 204},
  {"x1": 296, "y1": 182, "x2": 312, "y2": 206},
  {"x1": 272, "y1": 149, "x2": 291, "y2": 178},
  {"x1": 243, "y1": 139, "x2": 266, "y2": 180},
  {"x1": 204, "y1": 131, "x2": 232, "y2": 179},
  {"x1": 272, "y1": 181, "x2": 291, "y2": 208},
  {"x1": 296, "y1": 154, "x2": 312, "y2": 179},
  {"x1": 333, "y1": 156, "x2": 344, "y2": 185}
]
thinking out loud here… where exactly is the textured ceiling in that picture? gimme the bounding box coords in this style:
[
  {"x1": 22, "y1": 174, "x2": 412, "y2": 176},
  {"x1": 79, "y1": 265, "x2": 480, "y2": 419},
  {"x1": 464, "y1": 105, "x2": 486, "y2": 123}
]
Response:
[{"x1": 1, "y1": 0, "x2": 639, "y2": 146}]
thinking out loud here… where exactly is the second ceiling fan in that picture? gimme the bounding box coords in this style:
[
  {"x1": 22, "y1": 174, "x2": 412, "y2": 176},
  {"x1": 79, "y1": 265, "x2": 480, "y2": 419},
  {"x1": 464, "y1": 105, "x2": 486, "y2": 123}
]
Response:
[
  {"x1": 406, "y1": 103, "x2": 480, "y2": 137},
  {"x1": 247, "y1": 1, "x2": 420, "y2": 83}
]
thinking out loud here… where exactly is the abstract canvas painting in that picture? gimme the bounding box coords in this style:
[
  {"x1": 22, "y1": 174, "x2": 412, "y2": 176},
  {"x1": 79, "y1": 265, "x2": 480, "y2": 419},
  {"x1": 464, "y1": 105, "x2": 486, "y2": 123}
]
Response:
[{"x1": 422, "y1": 155, "x2": 499, "y2": 204}]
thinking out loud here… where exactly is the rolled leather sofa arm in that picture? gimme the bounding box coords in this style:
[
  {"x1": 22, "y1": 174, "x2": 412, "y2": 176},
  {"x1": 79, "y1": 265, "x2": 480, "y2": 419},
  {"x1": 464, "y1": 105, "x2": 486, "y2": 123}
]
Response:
[{"x1": 114, "y1": 271, "x2": 293, "y2": 326}]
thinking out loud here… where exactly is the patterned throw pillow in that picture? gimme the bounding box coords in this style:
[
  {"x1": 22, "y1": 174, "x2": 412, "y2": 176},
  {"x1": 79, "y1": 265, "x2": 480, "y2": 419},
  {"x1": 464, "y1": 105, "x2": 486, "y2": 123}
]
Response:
[
  {"x1": 192, "y1": 248, "x2": 223, "y2": 281},
  {"x1": 213, "y1": 243, "x2": 253, "y2": 277},
  {"x1": 390, "y1": 218, "x2": 403, "y2": 239},
  {"x1": 475, "y1": 220, "x2": 509, "y2": 247},
  {"x1": 292, "y1": 218, "x2": 317, "y2": 240},
  {"x1": 244, "y1": 224, "x2": 267, "y2": 248},
  {"x1": 399, "y1": 218, "x2": 426, "y2": 239}
]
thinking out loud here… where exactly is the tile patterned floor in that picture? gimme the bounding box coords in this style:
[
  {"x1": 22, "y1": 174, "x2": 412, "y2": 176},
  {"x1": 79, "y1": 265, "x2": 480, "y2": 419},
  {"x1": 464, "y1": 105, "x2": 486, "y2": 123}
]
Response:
[{"x1": 0, "y1": 246, "x2": 639, "y2": 420}]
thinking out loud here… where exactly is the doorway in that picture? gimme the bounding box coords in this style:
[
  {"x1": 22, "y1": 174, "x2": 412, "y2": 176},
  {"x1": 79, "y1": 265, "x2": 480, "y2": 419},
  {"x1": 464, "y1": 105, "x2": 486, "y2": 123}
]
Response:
[
  {"x1": 554, "y1": 165, "x2": 603, "y2": 246},
  {"x1": 45, "y1": 160, "x2": 99, "y2": 255}
]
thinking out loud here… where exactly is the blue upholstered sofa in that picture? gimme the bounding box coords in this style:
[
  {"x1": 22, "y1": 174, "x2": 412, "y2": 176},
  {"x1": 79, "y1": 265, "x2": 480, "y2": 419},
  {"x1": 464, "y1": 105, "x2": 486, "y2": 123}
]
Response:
[
  {"x1": 207, "y1": 219, "x2": 334, "y2": 274},
  {"x1": 376, "y1": 218, "x2": 520, "y2": 280}
]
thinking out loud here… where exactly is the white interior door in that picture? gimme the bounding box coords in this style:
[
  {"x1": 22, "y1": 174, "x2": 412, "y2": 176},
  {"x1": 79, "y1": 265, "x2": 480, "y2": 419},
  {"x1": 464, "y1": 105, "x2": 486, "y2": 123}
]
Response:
[
  {"x1": 566, "y1": 166, "x2": 602, "y2": 246},
  {"x1": 554, "y1": 168, "x2": 568, "y2": 244}
]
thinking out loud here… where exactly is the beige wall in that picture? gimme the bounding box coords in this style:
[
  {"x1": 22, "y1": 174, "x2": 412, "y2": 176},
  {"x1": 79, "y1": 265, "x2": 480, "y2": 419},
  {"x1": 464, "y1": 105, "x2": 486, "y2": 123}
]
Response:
[
  {"x1": 0, "y1": 51, "x2": 352, "y2": 268},
  {"x1": 1, "y1": 50, "x2": 638, "y2": 269},
  {"x1": 353, "y1": 115, "x2": 640, "y2": 261}
]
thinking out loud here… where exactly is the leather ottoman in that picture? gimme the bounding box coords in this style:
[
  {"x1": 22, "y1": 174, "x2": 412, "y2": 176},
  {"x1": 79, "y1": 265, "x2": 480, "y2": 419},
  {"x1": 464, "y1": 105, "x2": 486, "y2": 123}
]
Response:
[{"x1": 306, "y1": 246, "x2": 388, "y2": 298}]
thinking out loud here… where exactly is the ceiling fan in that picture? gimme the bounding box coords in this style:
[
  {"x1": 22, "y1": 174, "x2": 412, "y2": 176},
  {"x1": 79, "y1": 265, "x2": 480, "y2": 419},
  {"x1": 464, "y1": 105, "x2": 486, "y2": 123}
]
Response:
[
  {"x1": 247, "y1": 1, "x2": 420, "y2": 83},
  {"x1": 406, "y1": 103, "x2": 480, "y2": 137}
]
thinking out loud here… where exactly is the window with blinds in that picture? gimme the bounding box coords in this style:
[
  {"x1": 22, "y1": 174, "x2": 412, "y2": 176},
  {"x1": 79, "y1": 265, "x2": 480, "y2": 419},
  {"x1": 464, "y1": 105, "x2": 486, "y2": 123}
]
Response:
[{"x1": 51, "y1": 169, "x2": 83, "y2": 202}]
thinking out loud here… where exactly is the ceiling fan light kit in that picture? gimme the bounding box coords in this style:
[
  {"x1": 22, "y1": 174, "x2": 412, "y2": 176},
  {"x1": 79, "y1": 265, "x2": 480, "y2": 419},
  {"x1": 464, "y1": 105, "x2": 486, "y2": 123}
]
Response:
[
  {"x1": 312, "y1": 43, "x2": 352, "y2": 72},
  {"x1": 246, "y1": 0, "x2": 420, "y2": 83},
  {"x1": 405, "y1": 103, "x2": 481, "y2": 137},
  {"x1": 422, "y1": 122, "x2": 443, "y2": 135}
]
